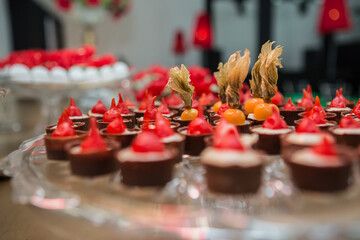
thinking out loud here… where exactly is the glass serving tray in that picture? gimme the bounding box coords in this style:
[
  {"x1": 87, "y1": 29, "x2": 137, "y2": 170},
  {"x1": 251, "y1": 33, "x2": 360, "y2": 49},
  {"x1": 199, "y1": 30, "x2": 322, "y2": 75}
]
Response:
[{"x1": 2, "y1": 134, "x2": 360, "y2": 240}]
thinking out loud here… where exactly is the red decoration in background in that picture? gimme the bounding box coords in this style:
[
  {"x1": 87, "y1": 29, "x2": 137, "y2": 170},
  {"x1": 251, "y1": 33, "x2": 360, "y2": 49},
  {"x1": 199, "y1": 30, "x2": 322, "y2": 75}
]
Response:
[
  {"x1": 56, "y1": 0, "x2": 72, "y2": 11},
  {"x1": 192, "y1": 12, "x2": 213, "y2": 49},
  {"x1": 318, "y1": 0, "x2": 352, "y2": 34},
  {"x1": 173, "y1": 30, "x2": 186, "y2": 55}
]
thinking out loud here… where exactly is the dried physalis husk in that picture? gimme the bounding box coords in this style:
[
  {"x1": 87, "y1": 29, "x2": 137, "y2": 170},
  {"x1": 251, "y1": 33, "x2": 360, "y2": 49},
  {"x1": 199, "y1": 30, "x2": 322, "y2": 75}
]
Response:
[
  {"x1": 167, "y1": 64, "x2": 194, "y2": 109},
  {"x1": 250, "y1": 41, "x2": 283, "y2": 103},
  {"x1": 214, "y1": 62, "x2": 228, "y2": 104},
  {"x1": 225, "y1": 49, "x2": 251, "y2": 109}
]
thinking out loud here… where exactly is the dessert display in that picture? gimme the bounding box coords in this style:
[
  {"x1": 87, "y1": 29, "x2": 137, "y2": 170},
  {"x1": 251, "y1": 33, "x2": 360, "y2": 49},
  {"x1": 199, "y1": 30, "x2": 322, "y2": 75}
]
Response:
[
  {"x1": 87, "y1": 100, "x2": 107, "y2": 120},
  {"x1": 296, "y1": 85, "x2": 314, "y2": 107},
  {"x1": 67, "y1": 97, "x2": 90, "y2": 130},
  {"x1": 134, "y1": 91, "x2": 152, "y2": 120},
  {"x1": 326, "y1": 88, "x2": 355, "y2": 109},
  {"x1": 326, "y1": 90, "x2": 352, "y2": 123},
  {"x1": 279, "y1": 97, "x2": 305, "y2": 126},
  {"x1": 100, "y1": 116, "x2": 141, "y2": 148},
  {"x1": 178, "y1": 106, "x2": 213, "y2": 156},
  {"x1": 287, "y1": 137, "x2": 355, "y2": 192},
  {"x1": 97, "y1": 98, "x2": 131, "y2": 130},
  {"x1": 116, "y1": 128, "x2": 177, "y2": 187},
  {"x1": 329, "y1": 116, "x2": 360, "y2": 148},
  {"x1": 154, "y1": 111, "x2": 185, "y2": 163},
  {"x1": 44, "y1": 119, "x2": 87, "y2": 160},
  {"x1": 281, "y1": 116, "x2": 335, "y2": 162},
  {"x1": 66, "y1": 118, "x2": 120, "y2": 177},
  {"x1": 165, "y1": 91, "x2": 184, "y2": 114},
  {"x1": 167, "y1": 65, "x2": 199, "y2": 127},
  {"x1": 158, "y1": 97, "x2": 178, "y2": 118},
  {"x1": 45, "y1": 109, "x2": 85, "y2": 134},
  {"x1": 270, "y1": 87, "x2": 285, "y2": 106},
  {"x1": 124, "y1": 98, "x2": 136, "y2": 112},
  {"x1": 295, "y1": 106, "x2": 337, "y2": 131},
  {"x1": 201, "y1": 124, "x2": 263, "y2": 194},
  {"x1": 250, "y1": 106, "x2": 293, "y2": 155},
  {"x1": 222, "y1": 50, "x2": 252, "y2": 133},
  {"x1": 136, "y1": 97, "x2": 172, "y2": 126},
  {"x1": 246, "y1": 41, "x2": 283, "y2": 124},
  {"x1": 298, "y1": 96, "x2": 337, "y2": 122},
  {"x1": 0, "y1": 46, "x2": 129, "y2": 83},
  {"x1": 117, "y1": 93, "x2": 136, "y2": 128}
]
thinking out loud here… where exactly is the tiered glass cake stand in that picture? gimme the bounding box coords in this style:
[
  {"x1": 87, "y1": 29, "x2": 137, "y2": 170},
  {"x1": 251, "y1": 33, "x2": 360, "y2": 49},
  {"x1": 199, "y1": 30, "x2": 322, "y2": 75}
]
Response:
[{"x1": 1, "y1": 134, "x2": 360, "y2": 240}]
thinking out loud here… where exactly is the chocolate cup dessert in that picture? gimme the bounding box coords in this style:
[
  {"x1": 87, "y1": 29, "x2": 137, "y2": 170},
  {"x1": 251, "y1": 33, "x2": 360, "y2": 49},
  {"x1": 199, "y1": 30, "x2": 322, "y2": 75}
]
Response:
[
  {"x1": 279, "y1": 107, "x2": 306, "y2": 126},
  {"x1": 161, "y1": 134, "x2": 185, "y2": 163},
  {"x1": 134, "y1": 109, "x2": 146, "y2": 121},
  {"x1": 87, "y1": 111, "x2": 104, "y2": 121},
  {"x1": 298, "y1": 112, "x2": 337, "y2": 122},
  {"x1": 214, "y1": 119, "x2": 252, "y2": 133},
  {"x1": 247, "y1": 113, "x2": 285, "y2": 126},
  {"x1": 325, "y1": 108, "x2": 352, "y2": 123},
  {"x1": 136, "y1": 117, "x2": 171, "y2": 127},
  {"x1": 204, "y1": 134, "x2": 259, "y2": 149},
  {"x1": 140, "y1": 122, "x2": 181, "y2": 132},
  {"x1": 280, "y1": 133, "x2": 335, "y2": 163},
  {"x1": 96, "y1": 118, "x2": 132, "y2": 130},
  {"x1": 168, "y1": 106, "x2": 183, "y2": 116},
  {"x1": 117, "y1": 148, "x2": 177, "y2": 187},
  {"x1": 204, "y1": 163, "x2": 263, "y2": 194},
  {"x1": 100, "y1": 128, "x2": 141, "y2": 148},
  {"x1": 326, "y1": 100, "x2": 355, "y2": 109},
  {"x1": 121, "y1": 113, "x2": 136, "y2": 129},
  {"x1": 250, "y1": 126, "x2": 293, "y2": 155},
  {"x1": 177, "y1": 126, "x2": 212, "y2": 156},
  {"x1": 287, "y1": 147, "x2": 355, "y2": 192},
  {"x1": 45, "y1": 122, "x2": 85, "y2": 134},
  {"x1": 65, "y1": 140, "x2": 120, "y2": 177},
  {"x1": 294, "y1": 119, "x2": 337, "y2": 131},
  {"x1": 69, "y1": 115, "x2": 90, "y2": 130},
  {"x1": 329, "y1": 126, "x2": 360, "y2": 148},
  {"x1": 44, "y1": 130, "x2": 88, "y2": 160},
  {"x1": 209, "y1": 112, "x2": 220, "y2": 125},
  {"x1": 173, "y1": 116, "x2": 209, "y2": 128}
]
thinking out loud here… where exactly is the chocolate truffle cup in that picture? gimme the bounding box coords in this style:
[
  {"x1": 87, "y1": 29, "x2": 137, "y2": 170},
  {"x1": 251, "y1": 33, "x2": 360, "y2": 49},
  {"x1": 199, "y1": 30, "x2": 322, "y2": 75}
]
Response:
[
  {"x1": 250, "y1": 126, "x2": 293, "y2": 155},
  {"x1": 117, "y1": 148, "x2": 177, "y2": 187},
  {"x1": 66, "y1": 140, "x2": 120, "y2": 177},
  {"x1": 327, "y1": 100, "x2": 355, "y2": 109},
  {"x1": 177, "y1": 126, "x2": 212, "y2": 156},
  {"x1": 45, "y1": 122, "x2": 85, "y2": 134},
  {"x1": 287, "y1": 147, "x2": 355, "y2": 192},
  {"x1": 136, "y1": 117, "x2": 171, "y2": 128},
  {"x1": 121, "y1": 112, "x2": 136, "y2": 129},
  {"x1": 44, "y1": 130, "x2": 88, "y2": 160},
  {"x1": 96, "y1": 118, "x2": 132, "y2": 130},
  {"x1": 329, "y1": 126, "x2": 360, "y2": 148},
  {"x1": 298, "y1": 112, "x2": 337, "y2": 122},
  {"x1": 100, "y1": 128, "x2": 141, "y2": 148},
  {"x1": 140, "y1": 122, "x2": 181, "y2": 132},
  {"x1": 294, "y1": 119, "x2": 337, "y2": 131},
  {"x1": 209, "y1": 112, "x2": 221, "y2": 125},
  {"x1": 161, "y1": 134, "x2": 185, "y2": 163},
  {"x1": 173, "y1": 116, "x2": 209, "y2": 128},
  {"x1": 204, "y1": 163, "x2": 263, "y2": 194},
  {"x1": 279, "y1": 107, "x2": 306, "y2": 126},
  {"x1": 280, "y1": 133, "x2": 334, "y2": 163},
  {"x1": 247, "y1": 113, "x2": 285, "y2": 126},
  {"x1": 134, "y1": 109, "x2": 146, "y2": 121},
  {"x1": 69, "y1": 115, "x2": 90, "y2": 130},
  {"x1": 214, "y1": 119, "x2": 253, "y2": 133},
  {"x1": 87, "y1": 111, "x2": 104, "y2": 121},
  {"x1": 325, "y1": 108, "x2": 352, "y2": 123}
]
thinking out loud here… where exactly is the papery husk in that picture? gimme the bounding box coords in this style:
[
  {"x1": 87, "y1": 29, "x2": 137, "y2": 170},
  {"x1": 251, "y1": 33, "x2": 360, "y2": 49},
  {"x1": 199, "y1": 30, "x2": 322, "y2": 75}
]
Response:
[
  {"x1": 250, "y1": 40, "x2": 283, "y2": 103},
  {"x1": 225, "y1": 49, "x2": 251, "y2": 109},
  {"x1": 167, "y1": 64, "x2": 194, "y2": 109},
  {"x1": 214, "y1": 62, "x2": 228, "y2": 104}
]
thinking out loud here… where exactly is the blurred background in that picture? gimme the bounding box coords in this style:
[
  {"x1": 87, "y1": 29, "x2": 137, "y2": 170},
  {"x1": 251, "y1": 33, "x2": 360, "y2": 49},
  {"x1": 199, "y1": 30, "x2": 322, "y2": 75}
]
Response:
[{"x1": 0, "y1": 0, "x2": 359, "y2": 155}]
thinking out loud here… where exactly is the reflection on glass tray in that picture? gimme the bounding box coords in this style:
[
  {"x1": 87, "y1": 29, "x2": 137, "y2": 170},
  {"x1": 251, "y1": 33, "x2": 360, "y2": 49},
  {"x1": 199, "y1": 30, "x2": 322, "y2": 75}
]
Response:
[{"x1": 2, "y1": 134, "x2": 360, "y2": 239}]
